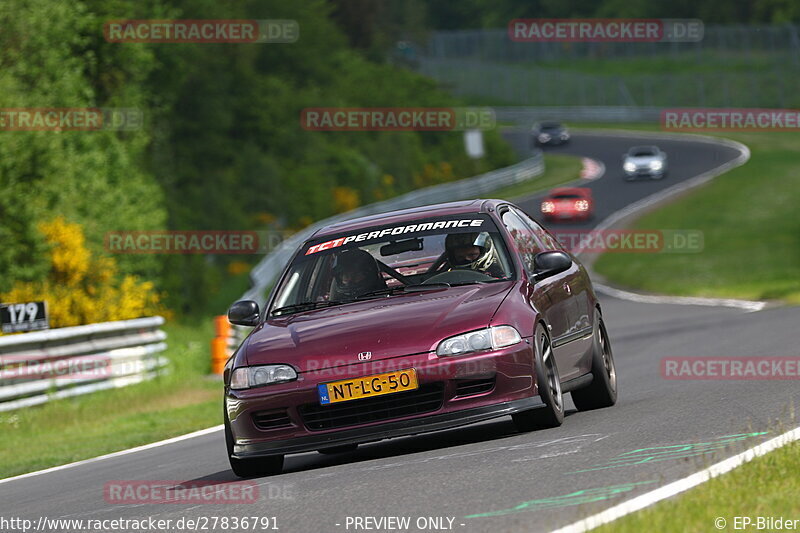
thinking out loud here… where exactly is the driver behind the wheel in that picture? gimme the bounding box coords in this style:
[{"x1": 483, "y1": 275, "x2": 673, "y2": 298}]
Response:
[
  {"x1": 443, "y1": 232, "x2": 505, "y2": 278},
  {"x1": 330, "y1": 249, "x2": 387, "y2": 300}
]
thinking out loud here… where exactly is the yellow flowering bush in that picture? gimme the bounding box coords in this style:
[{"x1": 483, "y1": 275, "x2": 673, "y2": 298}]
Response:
[
  {"x1": 412, "y1": 161, "x2": 455, "y2": 188},
  {"x1": 0, "y1": 218, "x2": 167, "y2": 329},
  {"x1": 227, "y1": 261, "x2": 251, "y2": 276},
  {"x1": 332, "y1": 186, "x2": 361, "y2": 214}
]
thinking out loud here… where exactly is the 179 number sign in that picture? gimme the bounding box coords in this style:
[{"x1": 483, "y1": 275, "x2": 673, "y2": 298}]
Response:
[{"x1": 0, "y1": 301, "x2": 49, "y2": 333}]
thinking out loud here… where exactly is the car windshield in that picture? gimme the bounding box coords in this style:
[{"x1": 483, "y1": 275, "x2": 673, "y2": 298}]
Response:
[
  {"x1": 552, "y1": 194, "x2": 582, "y2": 200},
  {"x1": 630, "y1": 147, "x2": 657, "y2": 157},
  {"x1": 270, "y1": 214, "x2": 515, "y2": 315},
  {"x1": 540, "y1": 123, "x2": 561, "y2": 131}
]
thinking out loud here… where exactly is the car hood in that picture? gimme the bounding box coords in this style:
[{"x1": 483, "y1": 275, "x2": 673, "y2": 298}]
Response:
[
  {"x1": 243, "y1": 281, "x2": 515, "y2": 372},
  {"x1": 626, "y1": 155, "x2": 662, "y2": 165}
]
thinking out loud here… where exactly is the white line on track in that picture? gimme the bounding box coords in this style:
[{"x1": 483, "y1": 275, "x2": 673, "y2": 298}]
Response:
[
  {"x1": 550, "y1": 425, "x2": 800, "y2": 533},
  {"x1": 592, "y1": 283, "x2": 766, "y2": 312},
  {"x1": 0, "y1": 425, "x2": 223, "y2": 485}
]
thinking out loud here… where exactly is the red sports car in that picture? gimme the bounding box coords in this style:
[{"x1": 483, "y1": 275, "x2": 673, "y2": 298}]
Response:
[
  {"x1": 540, "y1": 187, "x2": 594, "y2": 222},
  {"x1": 224, "y1": 199, "x2": 617, "y2": 477}
]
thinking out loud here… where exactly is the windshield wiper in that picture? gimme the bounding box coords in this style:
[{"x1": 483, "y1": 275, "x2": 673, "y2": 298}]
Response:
[
  {"x1": 356, "y1": 283, "x2": 450, "y2": 300},
  {"x1": 270, "y1": 300, "x2": 351, "y2": 316},
  {"x1": 448, "y1": 278, "x2": 512, "y2": 287}
]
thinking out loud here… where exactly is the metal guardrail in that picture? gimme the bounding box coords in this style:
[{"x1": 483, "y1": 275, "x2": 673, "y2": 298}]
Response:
[
  {"x1": 0, "y1": 316, "x2": 168, "y2": 412},
  {"x1": 424, "y1": 25, "x2": 800, "y2": 66},
  {"x1": 494, "y1": 106, "x2": 664, "y2": 124},
  {"x1": 416, "y1": 56, "x2": 797, "y2": 109}
]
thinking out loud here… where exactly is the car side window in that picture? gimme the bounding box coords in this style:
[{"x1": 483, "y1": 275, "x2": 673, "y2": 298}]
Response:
[
  {"x1": 501, "y1": 209, "x2": 543, "y2": 273},
  {"x1": 511, "y1": 207, "x2": 565, "y2": 251}
]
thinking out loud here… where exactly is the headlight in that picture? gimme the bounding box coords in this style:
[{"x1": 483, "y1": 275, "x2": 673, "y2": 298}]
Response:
[
  {"x1": 437, "y1": 326, "x2": 522, "y2": 357},
  {"x1": 623, "y1": 162, "x2": 636, "y2": 172},
  {"x1": 538, "y1": 133, "x2": 551, "y2": 142},
  {"x1": 541, "y1": 201, "x2": 555, "y2": 213},
  {"x1": 574, "y1": 200, "x2": 590, "y2": 211},
  {"x1": 561, "y1": 132, "x2": 570, "y2": 140},
  {"x1": 230, "y1": 364, "x2": 297, "y2": 390},
  {"x1": 649, "y1": 160, "x2": 663, "y2": 170}
]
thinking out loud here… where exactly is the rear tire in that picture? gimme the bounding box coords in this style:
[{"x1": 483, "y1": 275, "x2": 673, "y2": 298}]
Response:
[
  {"x1": 225, "y1": 407, "x2": 284, "y2": 478},
  {"x1": 512, "y1": 324, "x2": 565, "y2": 432},
  {"x1": 571, "y1": 312, "x2": 617, "y2": 411}
]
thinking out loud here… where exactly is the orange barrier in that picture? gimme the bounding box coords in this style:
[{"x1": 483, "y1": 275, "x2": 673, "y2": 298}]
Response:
[{"x1": 211, "y1": 315, "x2": 230, "y2": 374}]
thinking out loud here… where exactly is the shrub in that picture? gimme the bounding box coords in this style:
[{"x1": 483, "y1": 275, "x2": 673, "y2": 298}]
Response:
[{"x1": 0, "y1": 218, "x2": 167, "y2": 329}]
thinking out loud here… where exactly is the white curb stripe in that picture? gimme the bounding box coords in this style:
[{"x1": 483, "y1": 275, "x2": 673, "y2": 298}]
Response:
[
  {"x1": 0, "y1": 425, "x2": 223, "y2": 485},
  {"x1": 550, "y1": 426, "x2": 800, "y2": 533},
  {"x1": 593, "y1": 283, "x2": 767, "y2": 313},
  {"x1": 580, "y1": 157, "x2": 605, "y2": 181}
]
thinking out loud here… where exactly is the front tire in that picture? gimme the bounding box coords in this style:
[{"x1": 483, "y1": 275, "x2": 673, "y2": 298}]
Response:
[
  {"x1": 225, "y1": 407, "x2": 284, "y2": 477},
  {"x1": 512, "y1": 324, "x2": 565, "y2": 432},
  {"x1": 571, "y1": 312, "x2": 617, "y2": 410}
]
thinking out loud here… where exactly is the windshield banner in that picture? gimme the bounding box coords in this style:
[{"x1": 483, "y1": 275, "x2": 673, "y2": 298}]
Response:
[{"x1": 305, "y1": 218, "x2": 486, "y2": 255}]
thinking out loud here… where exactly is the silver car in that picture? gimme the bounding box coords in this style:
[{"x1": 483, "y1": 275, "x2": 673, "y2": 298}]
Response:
[{"x1": 622, "y1": 145, "x2": 668, "y2": 180}]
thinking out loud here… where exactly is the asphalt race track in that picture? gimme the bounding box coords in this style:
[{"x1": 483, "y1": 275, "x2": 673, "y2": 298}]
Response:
[{"x1": 2, "y1": 132, "x2": 798, "y2": 533}]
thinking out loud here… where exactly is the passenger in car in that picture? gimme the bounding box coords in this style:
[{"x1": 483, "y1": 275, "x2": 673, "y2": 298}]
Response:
[{"x1": 330, "y1": 249, "x2": 387, "y2": 300}]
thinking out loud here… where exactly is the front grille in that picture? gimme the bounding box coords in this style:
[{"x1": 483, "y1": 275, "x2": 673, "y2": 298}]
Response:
[
  {"x1": 252, "y1": 409, "x2": 292, "y2": 430},
  {"x1": 454, "y1": 377, "x2": 495, "y2": 397},
  {"x1": 299, "y1": 383, "x2": 445, "y2": 431}
]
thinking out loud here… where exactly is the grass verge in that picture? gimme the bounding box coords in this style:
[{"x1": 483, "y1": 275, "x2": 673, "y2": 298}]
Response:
[
  {"x1": 592, "y1": 128, "x2": 800, "y2": 303},
  {"x1": 490, "y1": 153, "x2": 584, "y2": 200},
  {"x1": 0, "y1": 318, "x2": 222, "y2": 479},
  {"x1": 593, "y1": 438, "x2": 800, "y2": 533}
]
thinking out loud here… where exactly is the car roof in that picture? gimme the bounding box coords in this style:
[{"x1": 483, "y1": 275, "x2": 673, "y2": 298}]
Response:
[
  {"x1": 628, "y1": 145, "x2": 659, "y2": 152},
  {"x1": 310, "y1": 199, "x2": 506, "y2": 239},
  {"x1": 547, "y1": 187, "x2": 591, "y2": 196}
]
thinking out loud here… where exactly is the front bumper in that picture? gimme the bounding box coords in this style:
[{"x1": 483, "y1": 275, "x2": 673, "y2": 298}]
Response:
[
  {"x1": 227, "y1": 342, "x2": 539, "y2": 458},
  {"x1": 533, "y1": 135, "x2": 568, "y2": 146},
  {"x1": 233, "y1": 396, "x2": 544, "y2": 458},
  {"x1": 545, "y1": 209, "x2": 591, "y2": 221},
  {"x1": 625, "y1": 166, "x2": 664, "y2": 178}
]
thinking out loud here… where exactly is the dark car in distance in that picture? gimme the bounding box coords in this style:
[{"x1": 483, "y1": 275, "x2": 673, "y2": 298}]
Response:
[
  {"x1": 531, "y1": 121, "x2": 571, "y2": 147},
  {"x1": 224, "y1": 199, "x2": 617, "y2": 477}
]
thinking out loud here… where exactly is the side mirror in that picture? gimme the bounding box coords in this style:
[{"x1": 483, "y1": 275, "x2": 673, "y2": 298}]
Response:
[
  {"x1": 228, "y1": 300, "x2": 260, "y2": 326},
  {"x1": 531, "y1": 251, "x2": 572, "y2": 282}
]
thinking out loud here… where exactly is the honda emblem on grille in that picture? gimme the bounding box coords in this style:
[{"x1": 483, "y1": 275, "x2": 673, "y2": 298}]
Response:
[{"x1": 358, "y1": 351, "x2": 372, "y2": 361}]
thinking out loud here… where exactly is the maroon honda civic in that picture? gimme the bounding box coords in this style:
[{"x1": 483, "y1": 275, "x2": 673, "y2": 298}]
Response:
[{"x1": 223, "y1": 199, "x2": 617, "y2": 477}]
